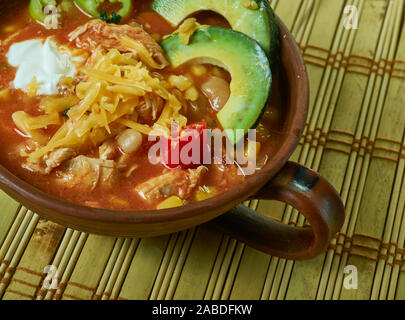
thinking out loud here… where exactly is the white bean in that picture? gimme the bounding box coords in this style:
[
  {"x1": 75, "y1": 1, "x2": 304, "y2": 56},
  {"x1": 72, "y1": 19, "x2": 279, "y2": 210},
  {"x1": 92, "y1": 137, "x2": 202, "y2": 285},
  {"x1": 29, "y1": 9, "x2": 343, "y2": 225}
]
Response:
[
  {"x1": 117, "y1": 129, "x2": 143, "y2": 154},
  {"x1": 201, "y1": 76, "x2": 230, "y2": 111}
]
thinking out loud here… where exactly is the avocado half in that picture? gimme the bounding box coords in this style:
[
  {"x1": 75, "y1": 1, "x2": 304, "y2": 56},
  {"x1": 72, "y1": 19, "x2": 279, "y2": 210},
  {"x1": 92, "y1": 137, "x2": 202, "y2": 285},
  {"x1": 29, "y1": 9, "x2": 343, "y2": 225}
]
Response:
[
  {"x1": 161, "y1": 26, "x2": 272, "y2": 145},
  {"x1": 152, "y1": 0, "x2": 280, "y2": 65}
]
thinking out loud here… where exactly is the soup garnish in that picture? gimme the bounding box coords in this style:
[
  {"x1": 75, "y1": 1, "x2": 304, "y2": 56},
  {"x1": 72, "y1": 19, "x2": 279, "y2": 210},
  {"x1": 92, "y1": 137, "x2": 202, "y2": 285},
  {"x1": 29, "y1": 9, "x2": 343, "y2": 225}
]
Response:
[
  {"x1": 0, "y1": 0, "x2": 281, "y2": 211},
  {"x1": 76, "y1": 0, "x2": 132, "y2": 19},
  {"x1": 162, "y1": 26, "x2": 272, "y2": 144},
  {"x1": 151, "y1": 0, "x2": 280, "y2": 64}
]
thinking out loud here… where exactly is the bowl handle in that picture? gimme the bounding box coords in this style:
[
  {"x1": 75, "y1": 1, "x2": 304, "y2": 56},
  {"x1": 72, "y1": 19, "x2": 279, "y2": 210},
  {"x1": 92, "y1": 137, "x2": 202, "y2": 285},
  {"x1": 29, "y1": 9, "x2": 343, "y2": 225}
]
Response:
[{"x1": 212, "y1": 162, "x2": 345, "y2": 260}]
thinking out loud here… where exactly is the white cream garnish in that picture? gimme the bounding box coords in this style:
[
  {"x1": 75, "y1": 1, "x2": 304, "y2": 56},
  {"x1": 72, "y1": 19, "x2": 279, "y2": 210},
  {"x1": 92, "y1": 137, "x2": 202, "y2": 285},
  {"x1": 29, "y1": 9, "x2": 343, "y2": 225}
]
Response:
[{"x1": 6, "y1": 38, "x2": 76, "y2": 95}]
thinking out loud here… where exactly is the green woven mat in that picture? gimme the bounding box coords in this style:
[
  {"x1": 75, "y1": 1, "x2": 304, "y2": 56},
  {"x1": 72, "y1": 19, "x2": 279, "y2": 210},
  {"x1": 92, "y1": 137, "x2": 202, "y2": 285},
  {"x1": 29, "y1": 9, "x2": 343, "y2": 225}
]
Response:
[{"x1": 1, "y1": 0, "x2": 405, "y2": 300}]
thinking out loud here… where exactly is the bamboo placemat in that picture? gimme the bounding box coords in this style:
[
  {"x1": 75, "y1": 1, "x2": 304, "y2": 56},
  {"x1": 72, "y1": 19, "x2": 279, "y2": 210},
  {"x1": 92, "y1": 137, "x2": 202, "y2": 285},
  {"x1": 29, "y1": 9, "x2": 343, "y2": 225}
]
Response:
[{"x1": 0, "y1": 0, "x2": 405, "y2": 300}]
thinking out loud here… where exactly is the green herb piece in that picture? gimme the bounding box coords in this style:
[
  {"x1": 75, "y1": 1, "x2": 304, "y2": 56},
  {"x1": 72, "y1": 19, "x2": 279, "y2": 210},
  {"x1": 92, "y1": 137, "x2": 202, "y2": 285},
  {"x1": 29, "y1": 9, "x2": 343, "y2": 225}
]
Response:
[
  {"x1": 100, "y1": 11, "x2": 122, "y2": 24},
  {"x1": 75, "y1": 0, "x2": 131, "y2": 20},
  {"x1": 62, "y1": 108, "x2": 70, "y2": 117}
]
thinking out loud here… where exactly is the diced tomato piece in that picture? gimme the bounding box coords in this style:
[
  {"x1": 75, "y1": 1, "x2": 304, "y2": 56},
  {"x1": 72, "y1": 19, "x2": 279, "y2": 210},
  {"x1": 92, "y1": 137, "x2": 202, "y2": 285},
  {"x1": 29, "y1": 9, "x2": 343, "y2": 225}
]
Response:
[{"x1": 161, "y1": 122, "x2": 208, "y2": 169}]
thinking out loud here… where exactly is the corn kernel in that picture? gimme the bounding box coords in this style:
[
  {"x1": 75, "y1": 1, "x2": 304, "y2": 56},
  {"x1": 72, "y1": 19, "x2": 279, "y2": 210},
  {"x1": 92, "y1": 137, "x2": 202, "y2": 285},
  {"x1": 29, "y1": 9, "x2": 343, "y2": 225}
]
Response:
[
  {"x1": 109, "y1": 196, "x2": 130, "y2": 207},
  {"x1": 168, "y1": 75, "x2": 193, "y2": 91},
  {"x1": 212, "y1": 67, "x2": 227, "y2": 79},
  {"x1": 191, "y1": 64, "x2": 207, "y2": 77},
  {"x1": 151, "y1": 33, "x2": 162, "y2": 42},
  {"x1": 3, "y1": 25, "x2": 16, "y2": 33},
  {"x1": 195, "y1": 186, "x2": 217, "y2": 202},
  {"x1": 244, "y1": 141, "x2": 261, "y2": 158},
  {"x1": 0, "y1": 88, "x2": 11, "y2": 100},
  {"x1": 157, "y1": 196, "x2": 184, "y2": 209},
  {"x1": 184, "y1": 87, "x2": 199, "y2": 101}
]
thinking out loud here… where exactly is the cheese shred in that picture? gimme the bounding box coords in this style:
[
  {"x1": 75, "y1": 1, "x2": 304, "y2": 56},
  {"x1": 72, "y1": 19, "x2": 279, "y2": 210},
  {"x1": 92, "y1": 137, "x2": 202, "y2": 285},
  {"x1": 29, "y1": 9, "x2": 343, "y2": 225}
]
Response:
[{"x1": 16, "y1": 46, "x2": 189, "y2": 163}]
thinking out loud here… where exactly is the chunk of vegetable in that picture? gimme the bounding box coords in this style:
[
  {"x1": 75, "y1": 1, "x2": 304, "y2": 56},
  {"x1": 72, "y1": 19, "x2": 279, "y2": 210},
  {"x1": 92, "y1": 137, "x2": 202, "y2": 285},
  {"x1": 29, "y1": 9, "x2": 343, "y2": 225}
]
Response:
[
  {"x1": 244, "y1": 141, "x2": 261, "y2": 159},
  {"x1": 0, "y1": 88, "x2": 11, "y2": 100},
  {"x1": 168, "y1": 75, "x2": 192, "y2": 91},
  {"x1": 191, "y1": 64, "x2": 207, "y2": 77},
  {"x1": 109, "y1": 196, "x2": 130, "y2": 207},
  {"x1": 184, "y1": 87, "x2": 199, "y2": 101},
  {"x1": 75, "y1": 0, "x2": 132, "y2": 19},
  {"x1": 29, "y1": 0, "x2": 57, "y2": 22},
  {"x1": 162, "y1": 122, "x2": 208, "y2": 169},
  {"x1": 195, "y1": 186, "x2": 217, "y2": 201},
  {"x1": 117, "y1": 129, "x2": 143, "y2": 154},
  {"x1": 157, "y1": 196, "x2": 184, "y2": 209}
]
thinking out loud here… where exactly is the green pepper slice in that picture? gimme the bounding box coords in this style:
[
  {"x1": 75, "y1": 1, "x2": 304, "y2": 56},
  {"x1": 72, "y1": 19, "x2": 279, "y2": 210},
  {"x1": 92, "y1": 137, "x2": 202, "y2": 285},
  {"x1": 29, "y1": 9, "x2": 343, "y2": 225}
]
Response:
[
  {"x1": 29, "y1": 0, "x2": 57, "y2": 22},
  {"x1": 75, "y1": 0, "x2": 131, "y2": 19}
]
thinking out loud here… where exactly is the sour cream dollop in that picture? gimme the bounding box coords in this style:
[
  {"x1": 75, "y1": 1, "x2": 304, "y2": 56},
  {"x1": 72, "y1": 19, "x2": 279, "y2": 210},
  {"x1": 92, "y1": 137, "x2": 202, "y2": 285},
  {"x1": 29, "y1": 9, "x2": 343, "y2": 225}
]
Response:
[{"x1": 6, "y1": 38, "x2": 77, "y2": 95}]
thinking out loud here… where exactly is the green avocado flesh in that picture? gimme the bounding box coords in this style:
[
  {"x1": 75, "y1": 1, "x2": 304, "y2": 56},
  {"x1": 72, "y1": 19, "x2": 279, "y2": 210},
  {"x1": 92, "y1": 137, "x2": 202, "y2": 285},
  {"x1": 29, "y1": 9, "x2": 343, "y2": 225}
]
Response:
[
  {"x1": 152, "y1": 0, "x2": 279, "y2": 65},
  {"x1": 161, "y1": 26, "x2": 272, "y2": 145}
]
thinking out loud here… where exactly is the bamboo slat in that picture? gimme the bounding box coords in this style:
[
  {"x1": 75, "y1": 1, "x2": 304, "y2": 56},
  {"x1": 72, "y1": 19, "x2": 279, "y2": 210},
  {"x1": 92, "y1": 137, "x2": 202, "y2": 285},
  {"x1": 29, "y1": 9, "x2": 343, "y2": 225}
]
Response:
[
  {"x1": 119, "y1": 236, "x2": 170, "y2": 300},
  {"x1": 0, "y1": 0, "x2": 404, "y2": 300}
]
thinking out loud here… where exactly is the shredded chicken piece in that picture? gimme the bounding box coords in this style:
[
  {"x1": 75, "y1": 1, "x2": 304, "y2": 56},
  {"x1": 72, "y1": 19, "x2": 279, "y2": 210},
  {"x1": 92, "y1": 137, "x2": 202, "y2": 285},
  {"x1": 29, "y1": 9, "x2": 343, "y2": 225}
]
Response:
[
  {"x1": 22, "y1": 147, "x2": 76, "y2": 175},
  {"x1": 68, "y1": 20, "x2": 168, "y2": 67},
  {"x1": 135, "y1": 166, "x2": 207, "y2": 202},
  {"x1": 99, "y1": 139, "x2": 117, "y2": 160},
  {"x1": 58, "y1": 155, "x2": 119, "y2": 192},
  {"x1": 45, "y1": 148, "x2": 76, "y2": 174},
  {"x1": 137, "y1": 93, "x2": 164, "y2": 125},
  {"x1": 187, "y1": 166, "x2": 207, "y2": 195},
  {"x1": 22, "y1": 161, "x2": 48, "y2": 175}
]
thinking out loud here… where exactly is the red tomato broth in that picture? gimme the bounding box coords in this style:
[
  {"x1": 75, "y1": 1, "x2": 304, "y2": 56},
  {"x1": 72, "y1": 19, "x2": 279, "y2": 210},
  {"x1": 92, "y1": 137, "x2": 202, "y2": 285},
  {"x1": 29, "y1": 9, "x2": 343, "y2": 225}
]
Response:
[{"x1": 0, "y1": 0, "x2": 286, "y2": 210}]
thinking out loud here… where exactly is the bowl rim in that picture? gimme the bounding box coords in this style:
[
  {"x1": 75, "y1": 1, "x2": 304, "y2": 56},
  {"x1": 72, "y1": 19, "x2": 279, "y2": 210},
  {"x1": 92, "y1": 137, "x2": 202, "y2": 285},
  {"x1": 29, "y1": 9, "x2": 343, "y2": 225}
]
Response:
[{"x1": 0, "y1": 17, "x2": 309, "y2": 226}]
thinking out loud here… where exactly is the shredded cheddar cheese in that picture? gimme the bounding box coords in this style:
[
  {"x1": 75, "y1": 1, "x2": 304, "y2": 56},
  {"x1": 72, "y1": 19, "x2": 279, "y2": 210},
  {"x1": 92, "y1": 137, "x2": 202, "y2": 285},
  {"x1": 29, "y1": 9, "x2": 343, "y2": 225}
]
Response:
[
  {"x1": 24, "y1": 113, "x2": 61, "y2": 130},
  {"x1": 40, "y1": 95, "x2": 80, "y2": 114},
  {"x1": 16, "y1": 45, "x2": 191, "y2": 163},
  {"x1": 26, "y1": 77, "x2": 40, "y2": 98},
  {"x1": 178, "y1": 18, "x2": 199, "y2": 45},
  {"x1": 12, "y1": 111, "x2": 48, "y2": 145}
]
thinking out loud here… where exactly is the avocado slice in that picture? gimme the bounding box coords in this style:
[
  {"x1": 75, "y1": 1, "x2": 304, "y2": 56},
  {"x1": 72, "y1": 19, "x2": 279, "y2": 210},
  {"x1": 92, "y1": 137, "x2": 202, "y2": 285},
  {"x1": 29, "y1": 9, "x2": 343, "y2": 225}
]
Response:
[
  {"x1": 151, "y1": 0, "x2": 279, "y2": 65},
  {"x1": 161, "y1": 26, "x2": 272, "y2": 145}
]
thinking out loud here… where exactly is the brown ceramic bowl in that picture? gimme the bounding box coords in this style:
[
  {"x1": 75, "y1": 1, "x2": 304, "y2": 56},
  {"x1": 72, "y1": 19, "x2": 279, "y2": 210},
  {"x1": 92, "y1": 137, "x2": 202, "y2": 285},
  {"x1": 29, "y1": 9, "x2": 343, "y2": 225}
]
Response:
[{"x1": 0, "y1": 13, "x2": 345, "y2": 260}]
